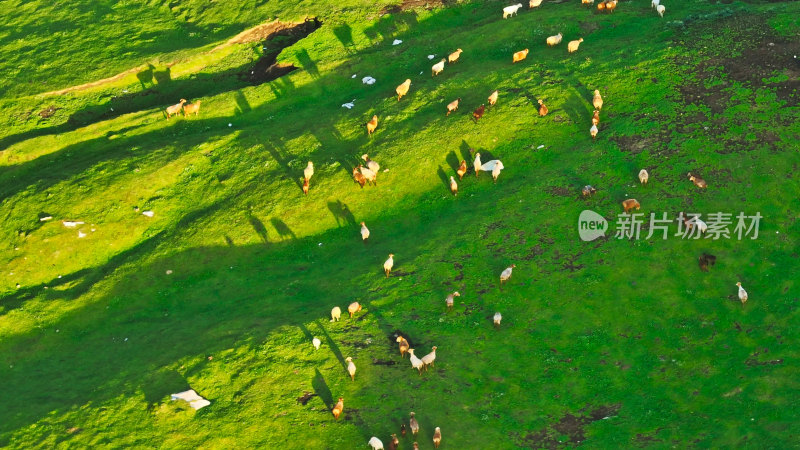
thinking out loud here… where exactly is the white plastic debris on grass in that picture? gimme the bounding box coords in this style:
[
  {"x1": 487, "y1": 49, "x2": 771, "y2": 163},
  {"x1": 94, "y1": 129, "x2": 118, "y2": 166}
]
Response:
[
  {"x1": 362, "y1": 76, "x2": 376, "y2": 85},
  {"x1": 392, "y1": 39, "x2": 403, "y2": 45},
  {"x1": 428, "y1": 54, "x2": 435, "y2": 60},
  {"x1": 537, "y1": 144, "x2": 545, "y2": 149},
  {"x1": 171, "y1": 389, "x2": 211, "y2": 410},
  {"x1": 342, "y1": 100, "x2": 355, "y2": 109},
  {"x1": 351, "y1": 74, "x2": 357, "y2": 78},
  {"x1": 142, "y1": 211, "x2": 155, "y2": 217}
]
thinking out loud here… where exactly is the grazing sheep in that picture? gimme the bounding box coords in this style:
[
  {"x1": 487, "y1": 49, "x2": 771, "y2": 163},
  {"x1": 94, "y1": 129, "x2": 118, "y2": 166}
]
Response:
[
  {"x1": 473, "y1": 104, "x2": 486, "y2": 121},
  {"x1": 313, "y1": 337, "x2": 321, "y2": 349},
  {"x1": 165, "y1": 99, "x2": 186, "y2": 119},
  {"x1": 567, "y1": 38, "x2": 584, "y2": 53},
  {"x1": 360, "y1": 164, "x2": 377, "y2": 185},
  {"x1": 448, "y1": 48, "x2": 463, "y2": 63},
  {"x1": 622, "y1": 198, "x2": 640, "y2": 213},
  {"x1": 346, "y1": 357, "x2": 356, "y2": 381},
  {"x1": 582, "y1": 0, "x2": 595, "y2": 5},
  {"x1": 512, "y1": 49, "x2": 529, "y2": 63},
  {"x1": 698, "y1": 253, "x2": 716, "y2": 272},
  {"x1": 582, "y1": 185, "x2": 597, "y2": 197},
  {"x1": 396, "y1": 79, "x2": 412, "y2": 101},
  {"x1": 538, "y1": 99, "x2": 549, "y2": 116},
  {"x1": 546, "y1": 33, "x2": 563, "y2": 46},
  {"x1": 446, "y1": 98, "x2": 461, "y2": 116},
  {"x1": 491, "y1": 161, "x2": 504, "y2": 183},
  {"x1": 593, "y1": 90, "x2": 603, "y2": 110},
  {"x1": 605, "y1": 0, "x2": 617, "y2": 13},
  {"x1": 302, "y1": 177, "x2": 310, "y2": 195},
  {"x1": 688, "y1": 172, "x2": 707, "y2": 188},
  {"x1": 446, "y1": 291, "x2": 460, "y2": 310},
  {"x1": 500, "y1": 264, "x2": 516, "y2": 284},
  {"x1": 457, "y1": 160, "x2": 467, "y2": 180},
  {"x1": 348, "y1": 302, "x2": 362, "y2": 318},
  {"x1": 360, "y1": 222, "x2": 370, "y2": 241},
  {"x1": 450, "y1": 176, "x2": 458, "y2": 196},
  {"x1": 488, "y1": 90, "x2": 499, "y2": 106},
  {"x1": 592, "y1": 109, "x2": 600, "y2": 125},
  {"x1": 362, "y1": 154, "x2": 380, "y2": 173},
  {"x1": 590, "y1": 124, "x2": 598, "y2": 139},
  {"x1": 396, "y1": 335, "x2": 410, "y2": 358},
  {"x1": 639, "y1": 169, "x2": 649, "y2": 185},
  {"x1": 652, "y1": 0, "x2": 659, "y2": 8},
  {"x1": 401, "y1": 424, "x2": 407, "y2": 437},
  {"x1": 597, "y1": 1, "x2": 605, "y2": 11},
  {"x1": 408, "y1": 349, "x2": 424, "y2": 374},
  {"x1": 494, "y1": 312, "x2": 502, "y2": 327},
  {"x1": 384, "y1": 254, "x2": 394, "y2": 277},
  {"x1": 421, "y1": 346, "x2": 437, "y2": 369},
  {"x1": 331, "y1": 306, "x2": 342, "y2": 321},
  {"x1": 388, "y1": 434, "x2": 399, "y2": 450},
  {"x1": 183, "y1": 100, "x2": 201, "y2": 117},
  {"x1": 413, "y1": 443, "x2": 419, "y2": 450},
  {"x1": 352, "y1": 167, "x2": 367, "y2": 188},
  {"x1": 62, "y1": 220, "x2": 85, "y2": 228},
  {"x1": 332, "y1": 398, "x2": 344, "y2": 419},
  {"x1": 369, "y1": 437, "x2": 384, "y2": 450},
  {"x1": 410, "y1": 412, "x2": 420, "y2": 435},
  {"x1": 736, "y1": 282, "x2": 748, "y2": 305},
  {"x1": 503, "y1": 3, "x2": 523, "y2": 18},
  {"x1": 473, "y1": 152, "x2": 482, "y2": 177},
  {"x1": 656, "y1": 4, "x2": 665, "y2": 17},
  {"x1": 432, "y1": 58, "x2": 446, "y2": 76},
  {"x1": 530, "y1": 0, "x2": 543, "y2": 6},
  {"x1": 366, "y1": 115, "x2": 379, "y2": 135},
  {"x1": 304, "y1": 161, "x2": 314, "y2": 182},
  {"x1": 433, "y1": 427, "x2": 442, "y2": 448}
]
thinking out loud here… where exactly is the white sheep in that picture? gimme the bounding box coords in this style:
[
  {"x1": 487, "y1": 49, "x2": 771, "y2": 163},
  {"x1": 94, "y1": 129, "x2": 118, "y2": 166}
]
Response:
[
  {"x1": 503, "y1": 3, "x2": 523, "y2": 18},
  {"x1": 656, "y1": 4, "x2": 665, "y2": 17},
  {"x1": 696, "y1": 218, "x2": 707, "y2": 234},
  {"x1": 62, "y1": 220, "x2": 85, "y2": 228},
  {"x1": 331, "y1": 306, "x2": 342, "y2": 322},
  {"x1": 142, "y1": 210, "x2": 155, "y2": 217},
  {"x1": 651, "y1": 0, "x2": 660, "y2": 8},
  {"x1": 368, "y1": 436, "x2": 384, "y2": 450},
  {"x1": 362, "y1": 154, "x2": 380, "y2": 173},
  {"x1": 473, "y1": 152, "x2": 482, "y2": 177},
  {"x1": 736, "y1": 282, "x2": 748, "y2": 305},
  {"x1": 529, "y1": 0, "x2": 543, "y2": 7},
  {"x1": 590, "y1": 124, "x2": 598, "y2": 139},
  {"x1": 360, "y1": 165, "x2": 377, "y2": 185},
  {"x1": 494, "y1": 312, "x2": 502, "y2": 326},
  {"x1": 408, "y1": 349, "x2": 424, "y2": 374},
  {"x1": 432, "y1": 58, "x2": 446, "y2": 76},
  {"x1": 445, "y1": 291, "x2": 460, "y2": 309},
  {"x1": 421, "y1": 346, "x2": 437, "y2": 368},
  {"x1": 500, "y1": 264, "x2": 515, "y2": 284},
  {"x1": 384, "y1": 254, "x2": 394, "y2": 277},
  {"x1": 546, "y1": 33, "x2": 563, "y2": 46},
  {"x1": 304, "y1": 161, "x2": 314, "y2": 182},
  {"x1": 360, "y1": 222, "x2": 370, "y2": 241},
  {"x1": 346, "y1": 357, "x2": 356, "y2": 381},
  {"x1": 638, "y1": 169, "x2": 649, "y2": 185},
  {"x1": 312, "y1": 337, "x2": 321, "y2": 350}
]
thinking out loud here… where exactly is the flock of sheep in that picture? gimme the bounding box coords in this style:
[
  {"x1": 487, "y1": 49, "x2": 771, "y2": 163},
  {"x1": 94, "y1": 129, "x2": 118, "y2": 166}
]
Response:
[{"x1": 155, "y1": 1, "x2": 752, "y2": 448}]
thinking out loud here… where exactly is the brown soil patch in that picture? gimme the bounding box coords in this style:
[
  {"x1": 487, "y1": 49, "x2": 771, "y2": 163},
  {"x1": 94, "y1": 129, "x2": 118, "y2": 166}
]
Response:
[
  {"x1": 381, "y1": 0, "x2": 454, "y2": 14},
  {"x1": 516, "y1": 404, "x2": 621, "y2": 448},
  {"x1": 38, "y1": 106, "x2": 59, "y2": 118}
]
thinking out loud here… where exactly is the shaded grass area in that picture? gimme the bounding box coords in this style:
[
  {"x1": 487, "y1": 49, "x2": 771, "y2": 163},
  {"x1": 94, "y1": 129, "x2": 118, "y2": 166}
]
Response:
[{"x1": 1, "y1": 0, "x2": 799, "y2": 448}]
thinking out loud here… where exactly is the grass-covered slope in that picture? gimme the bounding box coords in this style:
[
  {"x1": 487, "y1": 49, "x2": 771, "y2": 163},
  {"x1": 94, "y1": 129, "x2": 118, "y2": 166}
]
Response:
[{"x1": 1, "y1": 0, "x2": 799, "y2": 447}]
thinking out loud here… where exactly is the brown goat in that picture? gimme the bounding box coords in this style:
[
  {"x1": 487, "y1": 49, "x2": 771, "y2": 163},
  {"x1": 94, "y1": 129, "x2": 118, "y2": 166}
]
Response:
[
  {"x1": 622, "y1": 198, "x2": 640, "y2": 213},
  {"x1": 352, "y1": 167, "x2": 367, "y2": 188},
  {"x1": 457, "y1": 160, "x2": 467, "y2": 180},
  {"x1": 473, "y1": 104, "x2": 486, "y2": 122},
  {"x1": 366, "y1": 115, "x2": 378, "y2": 135},
  {"x1": 183, "y1": 100, "x2": 201, "y2": 117}
]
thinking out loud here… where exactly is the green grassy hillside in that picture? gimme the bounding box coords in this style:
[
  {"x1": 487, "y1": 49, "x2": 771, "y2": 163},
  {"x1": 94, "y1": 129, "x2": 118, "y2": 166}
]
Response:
[{"x1": 1, "y1": 0, "x2": 799, "y2": 448}]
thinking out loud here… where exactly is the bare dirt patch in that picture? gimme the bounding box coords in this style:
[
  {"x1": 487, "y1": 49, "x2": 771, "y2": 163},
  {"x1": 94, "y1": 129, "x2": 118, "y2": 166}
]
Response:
[
  {"x1": 381, "y1": 0, "x2": 455, "y2": 14},
  {"x1": 515, "y1": 404, "x2": 621, "y2": 448}
]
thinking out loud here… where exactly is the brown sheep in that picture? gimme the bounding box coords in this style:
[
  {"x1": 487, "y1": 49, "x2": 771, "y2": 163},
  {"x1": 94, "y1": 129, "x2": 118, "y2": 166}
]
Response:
[
  {"x1": 582, "y1": 185, "x2": 597, "y2": 197},
  {"x1": 567, "y1": 38, "x2": 584, "y2": 53},
  {"x1": 604, "y1": 0, "x2": 617, "y2": 13},
  {"x1": 622, "y1": 198, "x2": 640, "y2": 213},
  {"x1": 473, "y1": 104, "x2": 486, "y2": 122},
  {"x1": 592, "y1": 109, "x2": 600, "y2": 126},
  {"x1": 396, "y1": 335, "x2": 410, "y2": 358},
  {"x1": 457, "y1": 160, "x2": 467, "y2": 180},
  {"x1": 352, "y1": 167, "x2": 367, "y2": 188},
  {"x1": 165, "y1": 99, "x2": 186, "y2": 119},
  {"x1": 538, "y1": 99, "x2": 549, "y2": 116},
  {"x1": 698, "y1": 253, "x2": 716, "y2": 272},
  {"x1": 512, "y1": 49, "x2": 529, "y2": 63},
  {"x1": 302, "y1": 177, "x2": 309, "y2": 195},
  {"x1": 433, "y1": 427, "x2": 442, "y2": 448},
  {"x1": 450, "y1": 176, "x2": 458, "y2": 196},
  {"x1": 593, "y1": 90, "x2": 603, "y2": 110},
  {"x1": 688, "y1": 172, "x2": 707, "y2": 188},
  {"x1": 410, "y1": 412, "x2": 419, "y2": 435},
  {"x1": 183, "y1": 100, "x2": 201, "y2": 117},
  {"x1": 332, "y1": 398, "x2": 344, "y2": 419},
  {"x1": 388, "y1": 434, "x2": 399, "y2": 450},
  {"x1": 366, "y1": 115, "x2": 378, "y2": 135}
]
